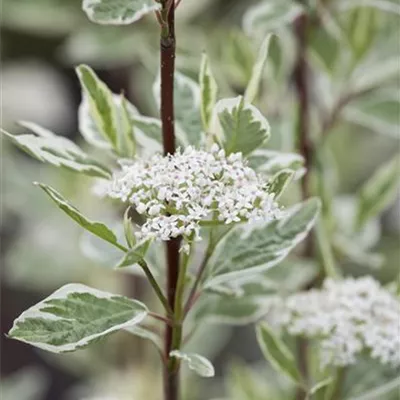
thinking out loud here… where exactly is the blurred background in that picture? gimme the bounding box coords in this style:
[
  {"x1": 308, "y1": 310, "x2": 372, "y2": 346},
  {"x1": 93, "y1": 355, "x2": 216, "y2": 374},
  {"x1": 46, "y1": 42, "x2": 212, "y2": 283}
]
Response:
[{"x1": 1, "y1": 0, "x2": 399, "y2": 399}]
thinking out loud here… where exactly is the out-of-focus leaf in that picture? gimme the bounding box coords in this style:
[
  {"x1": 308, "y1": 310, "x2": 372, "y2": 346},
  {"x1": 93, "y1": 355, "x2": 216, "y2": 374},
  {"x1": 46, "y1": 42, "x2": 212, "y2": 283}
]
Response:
[
  {"x1": 347, "y1": 6, "x2": 378, "y2": 61},
  {"x1": 356, "y1": 156, "x2": 400, "y2": 228},
  {"x1": 256, "y1": 323, "x2": 304, "y2": 385},
  {"x1": 82, "y1": 0, "x2": 160, "y2": 25},
  {"x1": 191, "y1": 260, "x2": 318, "y2": 326},
  {"x1": 352, "y1": 56, "x2": 400, "y2": 93},
  {"x1": 343, "y1": 90, "x2": 400, "y2": 139},
  {"x1": 36, "y1": 183, "x2": 126, "y2": 251},
  {"x1": 1, "y1": 368, "x2": 48, "y2": 400},
  {"x1": 199, "y1": 53, "x2": 218, "y2": 131},
  {"x1": 211, "y1": 96, "x2": 270, "y2": 155},
  {"x1": 346, "y1": 376, "x2": 400, "y2": 400},
  {"x1": 153, "y1": 71, "x2": 203, "y2": 146},
  {"x1": 8, "y1": 284, "x2": 148, "y2": 353},
  {"x1": 305, "y1": 377, "x2": 334, "y2": 400},
  {"x1": 1, "y1": 122, "x2": 111, "y2": 178},
  {"x1": 169, "y1": 351, "x2": 215, "y2": 378},
  {"x1": 337, "y1": 0, "x2": 400, "y2": 15},
  {"x1": 203, "y1": 199, "x2": 320, "y2": 289},
  {"x1": 248, "y1": 149, "x2": 304, "y2": 178},
  {"x1": 243, "y1": 1, "x2": 304, "y2": 38},
  {"x1": 125, "y1": 324, "x2": 161, "y2": 349},
  {"x1": 245, "y1": 34, "x2": 273, "y2": 104}
]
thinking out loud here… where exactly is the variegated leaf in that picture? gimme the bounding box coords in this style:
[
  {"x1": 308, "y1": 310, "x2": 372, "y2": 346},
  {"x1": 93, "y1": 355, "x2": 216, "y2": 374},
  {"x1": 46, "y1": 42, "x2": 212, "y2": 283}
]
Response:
[
  {"x1": 1, "y1": 122, "x2": 111, "y2": 179},
  {"x1": 170, "y1": 350, "x2": 215, "y2": 378},
  {"x1": 203, "y1": 198, "x2": 320, "y2": 289},
  {"x1": 153, "y1": 71, "x2": 203, "y2": 146},
  {"x1": 199, "y1": 53, "x2": 218, "y2": 131},
  {"x1": 82, "y1": 0, "x2": 160, "y2": 25},
  {"x1": 8, "y1": 284, "x2": 148, "y2": 353}
]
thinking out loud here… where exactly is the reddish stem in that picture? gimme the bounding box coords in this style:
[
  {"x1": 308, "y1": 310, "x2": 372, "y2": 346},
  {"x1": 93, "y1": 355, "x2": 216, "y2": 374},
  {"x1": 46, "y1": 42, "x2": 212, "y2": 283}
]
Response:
[
  {"x1": 159, "y1": 3, "x2": 179, "y2": 399},
  {"x1": 293, "y1": 13, "x2": 312, "y2": 400}
]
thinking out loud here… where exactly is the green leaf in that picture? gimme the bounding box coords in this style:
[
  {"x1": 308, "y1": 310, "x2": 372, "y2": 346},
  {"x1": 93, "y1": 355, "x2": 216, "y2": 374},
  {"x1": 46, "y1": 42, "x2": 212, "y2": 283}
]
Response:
[
  {"x1": 153, "y1": 71, "x2": 203, "y2": 146},
  {"x1": 199, "y1": 53, "x2": 218, "y2": 131},
  {"x1": 1, "y1": 122, "x2": 111, "y2": 179},
  {"x1": 78, "y1": 87, "x2": 138, "y2": 153},
  {"x1": 8, "y1": 284, "x2": 148, "y2": 353},
  {"x1": 338, "y1": 0, "x2": 400, "y2": 15},
  {"x1": 268, "y1": 169, "x2": 294, "y2": 199},
  {"x1": 115, "y1": 241, "x2": 150, "y2": 268},
  {"x1": 343, "y1": 89, "x2": 400, "y2": 139},
  {"x1": 192, "y1": 260, "x2": 318, "y2": 326},
  {"x1": 352, "y1": 56, "x2": 400, "y2": 93},
  {"x1": 132, "y1": 115, "x2": 163, "y2": 156},
  {"x1": 346, "y1": 376, "x2": 400, "y2": 400},
  {"x1": 243, "y1": 1, "x2": 304, "y2": 38},
  {"x1": 123, "y1": 207, "x2": 136, "y2": 248},
  {"x1": 169, "y1": 350, "x2": 215, "y2": 378},
  {"x1": 305, "y1": 377, "x2": 334, "y2": 400},
  {"x1": 211, "y1": 96, "x2": 270, "y2": 155},
  {"x1": 244, "y1": 34, "x2": 273, "y2": 104},
  {"x1": 204, "y1": 198, "x2": 320, "y2": 289},
  {"x1": 82, "y1": 0, "x2": 160, "y2": 25},
  {"x1": 356, "y1": 156, "x2": 400, "y2": 228},
  {"x1": 76, "y1": 64, "x2": 119, "y2": 148},
  {"x1": 125, "y1": 324, "x2": 161, "y2": 349},
  {"x1": 248, "y1": 149, "x2": 305, "y2": 177},
  {"x1": 36, "y1": 183, "x2": 126, "y2": 251},
  {"x1": 347, "y1": 6, "x2": 378, "y2": 61},
  {"x1": 256, "y1": 322, "x2": 303, "y2": 386}
]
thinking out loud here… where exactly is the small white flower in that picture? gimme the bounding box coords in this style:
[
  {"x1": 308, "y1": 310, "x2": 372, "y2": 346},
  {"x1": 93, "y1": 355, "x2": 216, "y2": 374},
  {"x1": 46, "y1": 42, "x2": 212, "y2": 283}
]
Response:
[
  {"x1": 266, "y1": 277, "x2": 400, "y2": 369},
  {"x1": 108, "y1": 146, "x2": 282, "y2": 246}
]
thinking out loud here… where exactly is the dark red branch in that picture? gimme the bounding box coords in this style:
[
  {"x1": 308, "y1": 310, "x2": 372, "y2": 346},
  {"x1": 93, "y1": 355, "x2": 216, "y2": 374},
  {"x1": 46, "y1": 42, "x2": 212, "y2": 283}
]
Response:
[
  {"x1": 293, "y1": 13, "x2": 312, "y2": 400},
  {"x1": 159, "y1": 2, "x2": 179, "y2": 400}
]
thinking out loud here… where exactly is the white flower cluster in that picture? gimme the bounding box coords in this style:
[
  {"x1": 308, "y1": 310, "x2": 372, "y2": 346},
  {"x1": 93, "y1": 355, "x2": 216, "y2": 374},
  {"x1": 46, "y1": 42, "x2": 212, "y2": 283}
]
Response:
[
  {"x1": 107, "y1": 145, "x2": 281, "y2": 247},
  {"x1": 268, "y1": 277, "x2": 400, "y2": 369}
]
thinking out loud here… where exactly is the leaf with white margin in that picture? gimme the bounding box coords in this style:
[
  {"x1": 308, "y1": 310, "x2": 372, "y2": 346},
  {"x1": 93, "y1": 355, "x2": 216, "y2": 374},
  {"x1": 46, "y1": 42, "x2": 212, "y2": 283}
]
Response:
[
  {"x1": 1, "y1": 122, "x2": 111, "y2": 179},
  {"x1": 76, "y1": 65, "x2": 119, "y2": 147},
  {"x1": 210, "y1": 96, "x2": 270, "y2": 156},
  {"x1": 268, "y1": 170, "x2": 294, "y2": 200},
  {"x1": 248, "y1": 149, "x2": 305, "y2": 178},
  {"x1": 78, "y1": 91, "x2": 138, "y2": 152},
  {"x1": 199, "y1": 53, "x2": 218, "y2": 131},
  {"x1": 256, "y1": 322, "x2": 304, "y2": 386},
  {"x1": 356, "y1": 156, "x2": 400, "y2": 229},
  {"x1": 36, "y1": 183, "x2": 126, "y2": 251},
  {"x1": 244, "y1": 34, "x2": 273, "y2": 104},
  {"x1": 169, "y1": 350, "x2": 215, "y2": 378},
  {"x1": 243, "y1": 1, "x2": 304, "y2": 38},
  {"x1": 203, "y1": 198, "x2": 320, "y2": 289},
  {"x1": 82, "y1": 0, "x2": 160, "y2": 25},
  {"x1": 153, "y1": 71, "x2": 203, "y2": 146},
  {"x1": 8, "y1": 284, "x2": 148, "y2": 353}
]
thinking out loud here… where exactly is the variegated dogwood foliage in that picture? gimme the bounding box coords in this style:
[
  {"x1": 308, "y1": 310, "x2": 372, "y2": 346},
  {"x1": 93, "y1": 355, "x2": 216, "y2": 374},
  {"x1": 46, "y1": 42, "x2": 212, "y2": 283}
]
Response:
[{"x1": 3, "y1": 0, "x2": 320, "y2": 382}]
